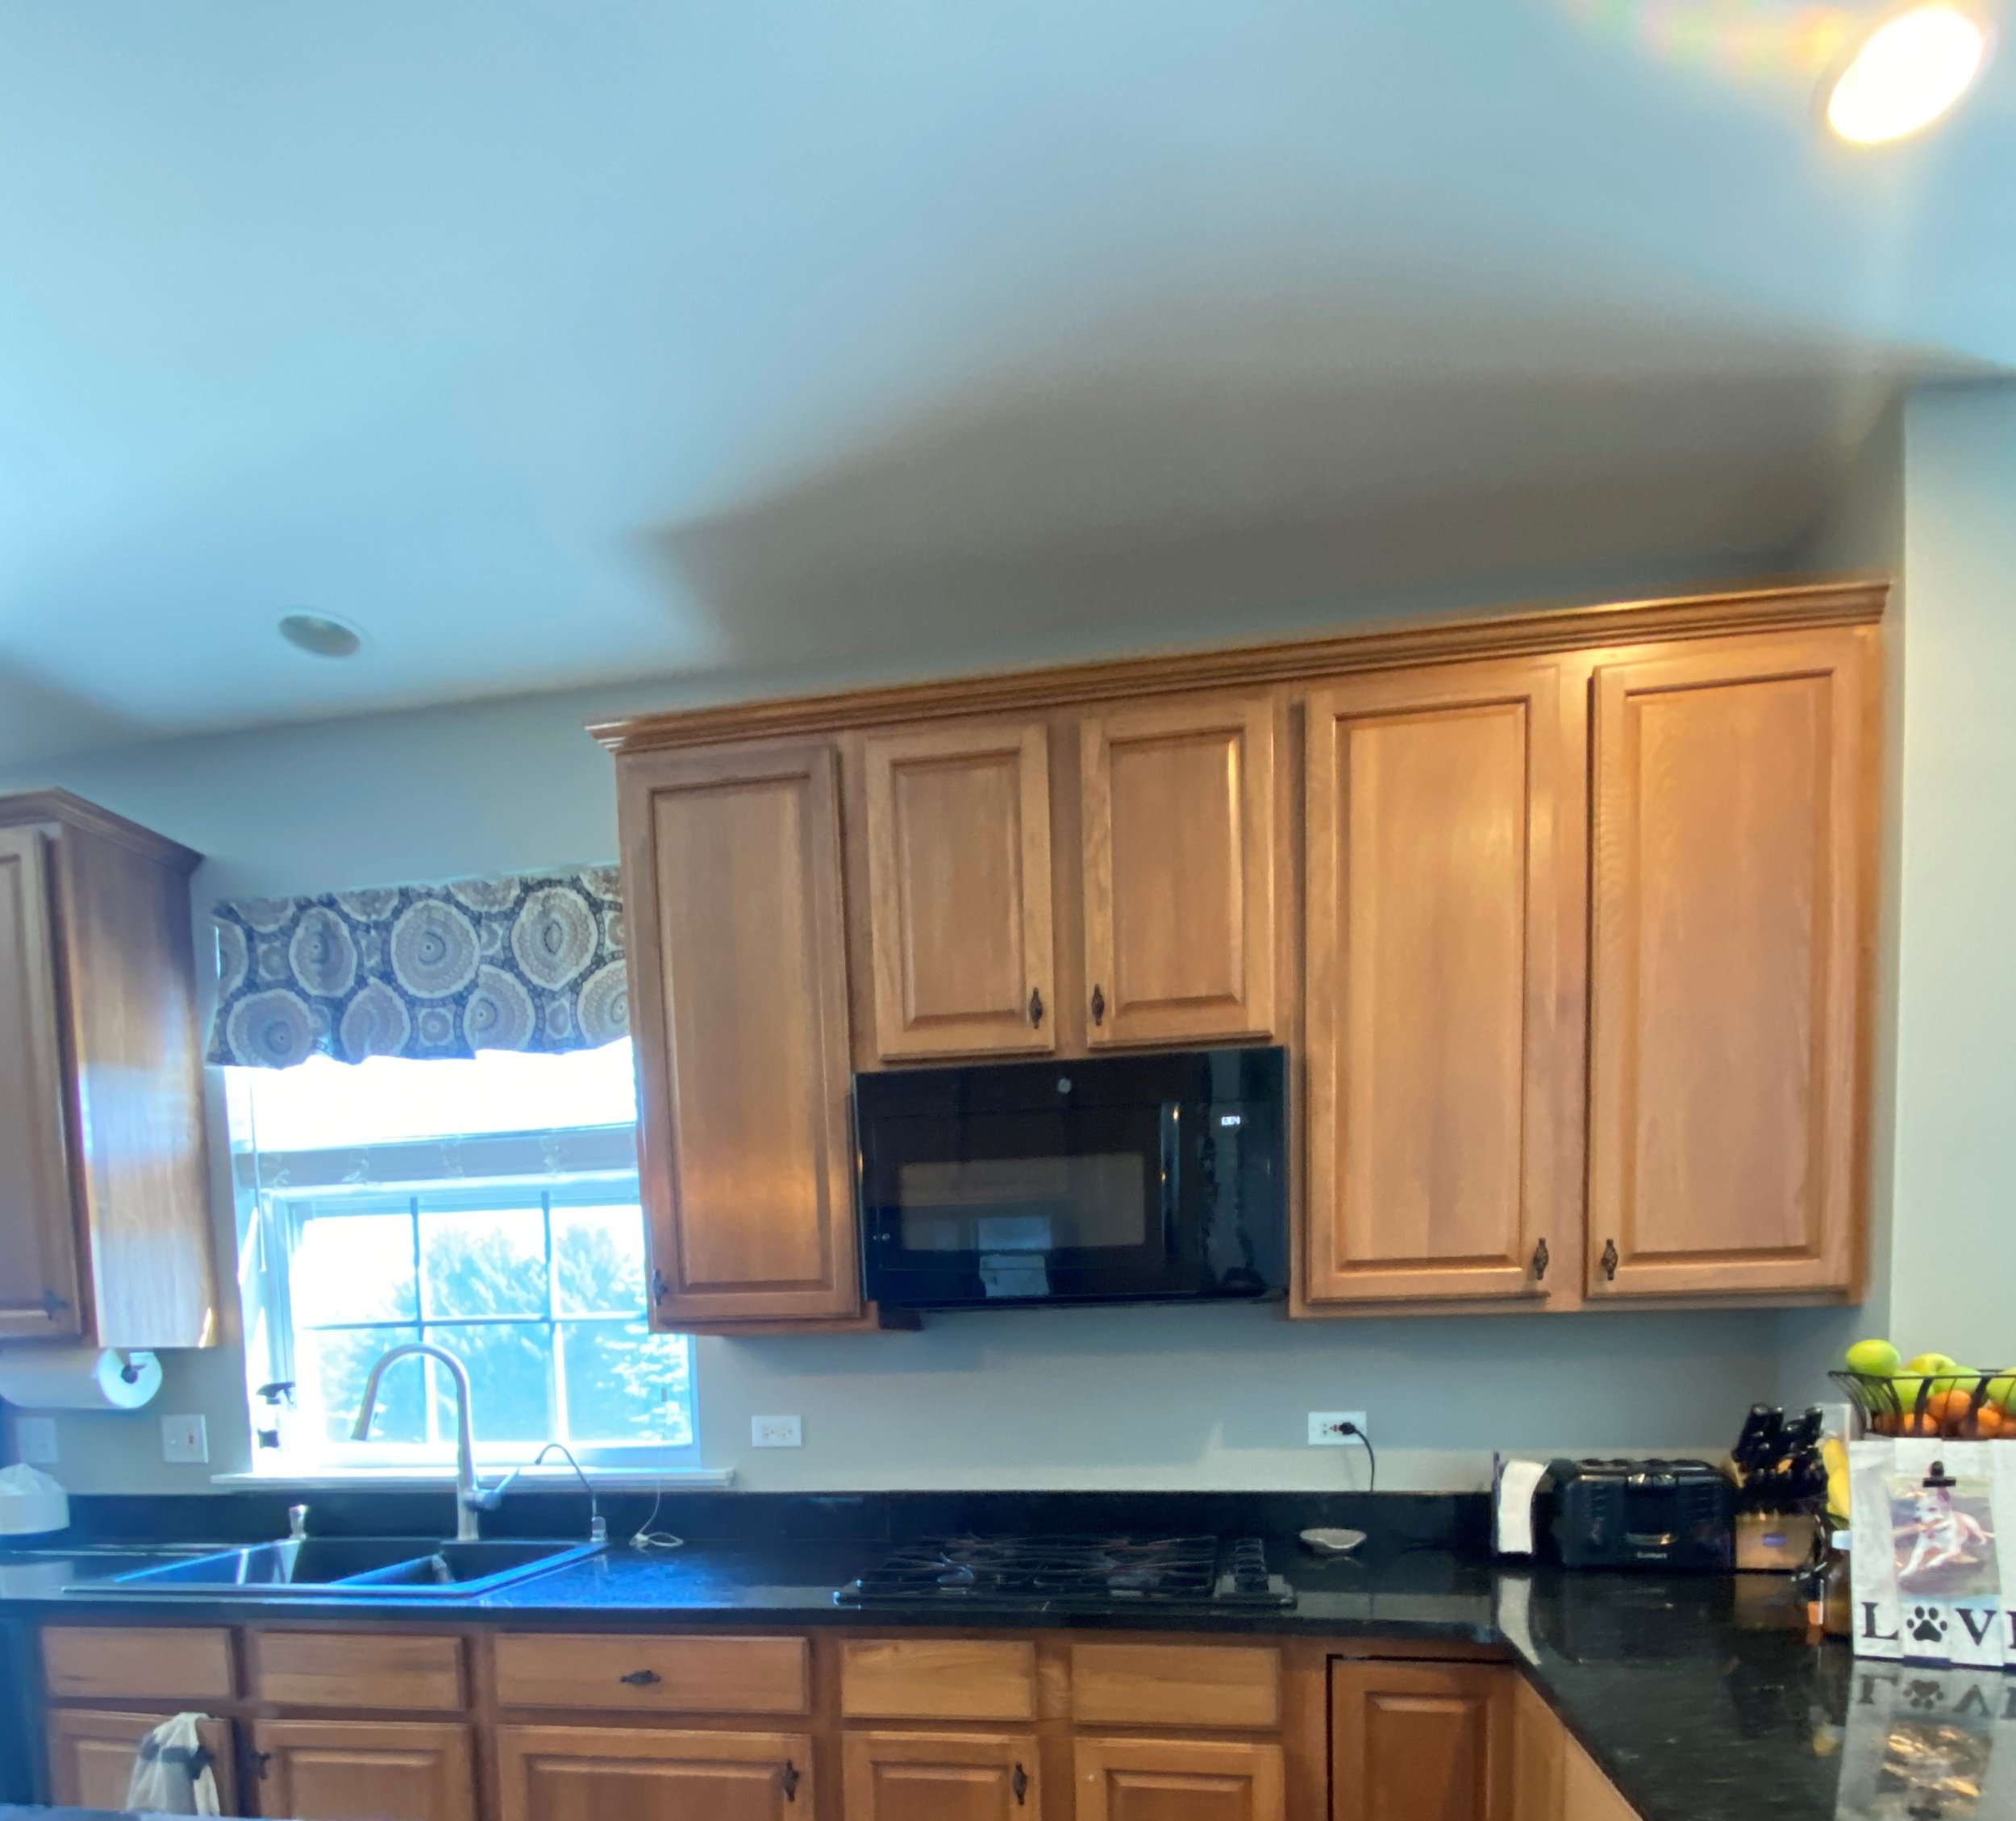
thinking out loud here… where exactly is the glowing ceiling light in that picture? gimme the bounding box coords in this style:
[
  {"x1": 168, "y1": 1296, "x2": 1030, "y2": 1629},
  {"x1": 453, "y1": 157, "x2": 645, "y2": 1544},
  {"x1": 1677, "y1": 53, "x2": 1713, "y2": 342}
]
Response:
[{"x1": 1825, "y1": 2, "x2": 1991, "y2": 143}]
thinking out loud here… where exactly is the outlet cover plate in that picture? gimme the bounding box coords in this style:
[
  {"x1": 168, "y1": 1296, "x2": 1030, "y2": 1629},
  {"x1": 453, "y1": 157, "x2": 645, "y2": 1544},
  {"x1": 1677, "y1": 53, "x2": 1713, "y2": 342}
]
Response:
[
  {"x1": 160, "y1": 1414, "x2": 209, "y2": 1465},
  {"x1": 751, "y1": 1415, "x2": 802, "y2": 1448},
  {"x1": 1308, "y1": 1411, "x2": 1369, "y2": 1446},
  {"x1": 14, "y1": 1416, "x2": 59, "y2": 1465}
]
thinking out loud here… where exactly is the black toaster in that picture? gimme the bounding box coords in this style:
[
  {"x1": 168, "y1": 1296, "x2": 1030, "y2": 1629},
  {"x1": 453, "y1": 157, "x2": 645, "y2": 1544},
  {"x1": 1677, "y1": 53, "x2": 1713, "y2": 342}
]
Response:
[{"x1": 1542, "y1": 1457, "x2": 1735, "y2": 1571}]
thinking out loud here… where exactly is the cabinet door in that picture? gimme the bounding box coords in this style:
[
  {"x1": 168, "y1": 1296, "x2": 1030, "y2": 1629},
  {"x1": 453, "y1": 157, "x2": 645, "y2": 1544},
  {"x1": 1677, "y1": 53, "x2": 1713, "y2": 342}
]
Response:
[
  {"x1": 1302, "y1": 663, "x2": 1569, "y2": 1306},
  {"x1": 495, "y1": 1724, "x2": 813, "y2": 1821},
  {"x1": 861, "y1": 721, "x2": 1055, "y2": 1058},
  {"x1": 1560, "y1": 1736, "x2": 1636, "y2": 1821},
  {"x1": 619, "y1": 743, "x2": 861, "y2": 1326},
  {"x1": 1074, "y1": 1736, "x2": 1284, "y2": 1821},
  {"x1": 250, "y1": 1719, "x2": 476, "y2": 1821},
  {"x1": 1329, "y1": 1661, "x2": 1513, "y2": 1821},
  {"x1": 1587, "y1": 630, "x2": 1871, "y2": 1298},
  {"x1": 845, "y1": 1730, "x2": 1041, "y2": 1820},
  {"x1": 1510, "y1": 1676, "x2": 1564, "y2": 1821},
  {"x1": 46, "y1": 1708, "x2": 237, "y2": 1815},
  {"x1": 1080, "y1": 695, "x2": 1277, "y2": 1046},
  {"x1": 0, "y1": 827, "x2": 84, "y2": 1341}
]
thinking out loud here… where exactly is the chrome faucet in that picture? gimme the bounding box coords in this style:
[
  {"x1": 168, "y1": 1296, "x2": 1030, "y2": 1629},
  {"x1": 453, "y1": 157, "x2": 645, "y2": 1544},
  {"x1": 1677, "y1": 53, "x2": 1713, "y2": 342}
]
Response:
[
  {"x1": 484, "y1": 1441, "x2": 608, "y2": 1545},
  {"x1": 351, "y1": 1343, "x2": 505, "y2": 1542}
]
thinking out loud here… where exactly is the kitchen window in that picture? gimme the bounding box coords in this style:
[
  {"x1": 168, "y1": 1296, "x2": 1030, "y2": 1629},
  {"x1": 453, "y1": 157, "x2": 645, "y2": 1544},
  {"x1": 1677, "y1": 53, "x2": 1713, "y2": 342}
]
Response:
[{"x1": 228, "y1": 1039, "x2": 698, "y2": 1469}]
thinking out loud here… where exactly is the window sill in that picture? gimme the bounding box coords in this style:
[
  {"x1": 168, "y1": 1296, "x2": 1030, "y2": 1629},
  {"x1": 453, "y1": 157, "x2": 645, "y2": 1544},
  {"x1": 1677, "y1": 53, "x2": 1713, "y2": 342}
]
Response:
[{"x1": 213, "y1": 1465, "x2": 735, "y2": 1492}]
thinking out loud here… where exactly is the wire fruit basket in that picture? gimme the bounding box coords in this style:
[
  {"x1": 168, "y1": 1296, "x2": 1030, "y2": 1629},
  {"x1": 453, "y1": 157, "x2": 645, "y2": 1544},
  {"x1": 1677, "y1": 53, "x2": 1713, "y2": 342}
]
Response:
[{"x1": 1829, "y1": 1369, "x2": 2016, "y2": 1440}]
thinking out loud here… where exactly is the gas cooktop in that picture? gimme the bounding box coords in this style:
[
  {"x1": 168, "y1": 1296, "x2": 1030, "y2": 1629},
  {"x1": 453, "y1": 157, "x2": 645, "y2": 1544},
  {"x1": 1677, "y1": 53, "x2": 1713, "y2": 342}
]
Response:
[{"x1": 833, "y1": 1534, "x2": 1296, "y2": 1611}]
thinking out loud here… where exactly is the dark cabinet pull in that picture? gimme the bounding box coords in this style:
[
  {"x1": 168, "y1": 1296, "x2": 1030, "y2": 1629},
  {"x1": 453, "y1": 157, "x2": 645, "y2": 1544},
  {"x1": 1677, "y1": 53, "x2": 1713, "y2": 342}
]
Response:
[
  {"x1": 650, "y1": 1269, "x2": 668, "y2": 1303},
  {"x1": 1531, "y1": 1238, "x2": 1550, "y2": 1281},
  {"x1": 251, "y1": 1752, "x2": 273, "y2": 1781},
  {"x1": 1090, "y1": 984, "x2": 1106, "y2": 1026},
  {"x1": 1028, "y1": 986, "x2": 1043, "y2": 1027},
  {"x1": 781, "y1": 1761, "x2": 801, "y2": 1802},
  {"x1": 619, "y1": 1669, "x2": 662, "y2": 1687},
  {"x1": 41, "y1": 1289, "x2": 69, "y2": 1319},
  {"x1": 1602, "y1": 1238, "x2": 1620, "y2": 1281},
  {"x1": 1012, "y1": 1763, "x2": 1030, "y2": 1805}
]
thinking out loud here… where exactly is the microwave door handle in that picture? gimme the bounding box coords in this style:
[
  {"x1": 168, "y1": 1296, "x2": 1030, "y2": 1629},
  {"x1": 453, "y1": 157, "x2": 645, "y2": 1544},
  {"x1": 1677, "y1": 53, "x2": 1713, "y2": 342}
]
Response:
[{"x1": 1158, "y1": 1102, "x2": 1181, "y2": 1260}]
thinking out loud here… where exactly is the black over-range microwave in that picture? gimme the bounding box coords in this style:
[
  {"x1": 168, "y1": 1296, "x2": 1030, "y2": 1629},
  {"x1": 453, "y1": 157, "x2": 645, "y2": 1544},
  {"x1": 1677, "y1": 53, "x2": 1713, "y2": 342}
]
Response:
[{"x1": 856, "y1": 1047, "x2": 1288, "y2": 1311}]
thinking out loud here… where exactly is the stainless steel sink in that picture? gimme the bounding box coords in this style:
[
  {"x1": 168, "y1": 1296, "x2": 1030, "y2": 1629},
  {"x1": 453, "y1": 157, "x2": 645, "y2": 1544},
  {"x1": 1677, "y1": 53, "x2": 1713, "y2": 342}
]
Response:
[{"x1": 70, "y1": 1536, "x2": 602, "y2": 1600}]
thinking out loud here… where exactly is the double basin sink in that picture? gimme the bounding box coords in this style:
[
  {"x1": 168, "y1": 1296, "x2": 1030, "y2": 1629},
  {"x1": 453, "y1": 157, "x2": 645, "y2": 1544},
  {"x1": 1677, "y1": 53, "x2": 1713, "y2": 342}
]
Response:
[{"x1": 74, "y1": 1536, "x2": 602, "y2": 1602}]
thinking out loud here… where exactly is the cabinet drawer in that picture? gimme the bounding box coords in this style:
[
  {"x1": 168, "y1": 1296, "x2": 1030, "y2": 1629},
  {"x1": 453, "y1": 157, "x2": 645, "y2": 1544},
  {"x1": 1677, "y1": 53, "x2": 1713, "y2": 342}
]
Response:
[
  {"x1": 494, "y1": 1632, "x2": 810, "y2": 1715},
  {"x1": 42, "y1": 1626, "x2": 236, "y2": 1702},
  {"x1": 840, "y1": 1639, "x2": 1038, "y2": 1721},
  {"x1": 1070, "y1": 1643, "x2": 1281, "y2": 1729},
  {"x1": 252, "y1": 1631, "x2": 464, "y2": 1710}
]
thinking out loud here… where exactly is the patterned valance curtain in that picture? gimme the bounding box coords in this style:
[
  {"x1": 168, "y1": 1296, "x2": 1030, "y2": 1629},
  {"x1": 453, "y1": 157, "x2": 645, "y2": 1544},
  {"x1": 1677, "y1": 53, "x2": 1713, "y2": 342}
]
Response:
[{"x1": 208, "y1": 866, "x2": 629, "y2": 1069}]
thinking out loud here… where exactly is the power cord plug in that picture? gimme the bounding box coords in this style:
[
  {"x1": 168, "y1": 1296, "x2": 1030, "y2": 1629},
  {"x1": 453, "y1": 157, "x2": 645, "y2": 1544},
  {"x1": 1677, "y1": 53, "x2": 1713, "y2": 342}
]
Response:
[{"x1": 1336, "y1": 1419, "x2": 1377, "y2": 1492}]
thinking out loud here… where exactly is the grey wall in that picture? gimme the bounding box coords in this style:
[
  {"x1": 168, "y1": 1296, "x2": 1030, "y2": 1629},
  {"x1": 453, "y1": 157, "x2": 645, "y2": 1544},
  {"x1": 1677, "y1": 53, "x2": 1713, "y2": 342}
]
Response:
[{"x1": 0, "y1": 545, "x2": 1858, "y2": 1494}]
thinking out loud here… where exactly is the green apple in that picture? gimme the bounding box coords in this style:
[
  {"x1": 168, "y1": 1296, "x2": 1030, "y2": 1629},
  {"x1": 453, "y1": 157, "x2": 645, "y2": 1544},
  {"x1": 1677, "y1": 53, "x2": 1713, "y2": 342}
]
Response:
[
  {"x1": 1985, "y1": 1375, "x2": 2016, "y2": 1415},
  {"x1": 1845, "y1": 1339, "x2": 1901, "y2": 1377}
]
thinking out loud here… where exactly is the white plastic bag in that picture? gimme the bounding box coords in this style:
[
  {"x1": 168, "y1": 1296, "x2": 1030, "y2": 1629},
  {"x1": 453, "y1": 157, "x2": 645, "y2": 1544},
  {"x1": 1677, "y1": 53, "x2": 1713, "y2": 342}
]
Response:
[{"x1": 124, "y1": 1712, "x2": 223, "y2": 1815}]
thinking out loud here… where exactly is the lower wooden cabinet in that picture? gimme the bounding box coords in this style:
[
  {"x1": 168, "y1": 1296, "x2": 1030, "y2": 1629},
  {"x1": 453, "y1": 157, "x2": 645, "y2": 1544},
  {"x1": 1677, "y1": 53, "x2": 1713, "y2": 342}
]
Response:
[
  {"x1": 494, "y1": 1724, "x2": 814, "y2": 1821},
  {"x1": 45, "y1": 1707, "x2": 237, "y2": 1815},
  {"x1": 1329, "y1": 1660, "x2": 1512, "y2": 1821},
  {"x1": 249, "y1": 1718, "x2": 477, "y2": 1821},
  {"x1": 1075, "y1": 1736, "x2": 1285, "y2": 1821},
  {"x1": 843, "y1": 1729, "x2": 1042, "y2": 1820}
]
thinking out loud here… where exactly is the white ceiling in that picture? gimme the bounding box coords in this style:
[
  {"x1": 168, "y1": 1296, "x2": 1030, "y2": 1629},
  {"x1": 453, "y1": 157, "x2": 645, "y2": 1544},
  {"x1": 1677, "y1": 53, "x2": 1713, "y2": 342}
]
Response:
[{"x1": 2, "y1": 0, "x2": 2009, "y2": 764}]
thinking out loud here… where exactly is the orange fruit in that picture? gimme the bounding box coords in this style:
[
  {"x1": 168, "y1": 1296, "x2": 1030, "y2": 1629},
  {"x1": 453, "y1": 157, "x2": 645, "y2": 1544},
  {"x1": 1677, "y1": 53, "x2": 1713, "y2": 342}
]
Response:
[
  {"x1": 1932, "y1": 1389, "x2": 1977, "y2": 1430},
  {"x1": 1976, "y1": 1406, "x2": 2006, "y2": 1439}
]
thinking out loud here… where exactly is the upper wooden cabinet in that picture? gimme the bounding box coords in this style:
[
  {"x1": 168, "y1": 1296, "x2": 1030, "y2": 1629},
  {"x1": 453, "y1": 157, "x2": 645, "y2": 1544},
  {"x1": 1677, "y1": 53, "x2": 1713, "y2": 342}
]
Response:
[
  {"x1": 1585, "y1": 628, "x2": 1874, "y2": 1301},
  {"x1": 861, "y1": 721, "x2": 1056, "y2": 1060},
  {"x1": 617, "y1": 743, "x2": 862, "y2": 1326},
  {"x1": 1302, "y1": 662, "x2": 1570, "y2": 1306},
  {"x1": 0, "y1": 793, "x2": 215, "y2": 1349},
  {"x1": 1330, "y1": 1660, "x2": 1513, "y2": 1821},
  {"x1": 1080, "y1": 694, "x2": 1278, "y2": 1047}
]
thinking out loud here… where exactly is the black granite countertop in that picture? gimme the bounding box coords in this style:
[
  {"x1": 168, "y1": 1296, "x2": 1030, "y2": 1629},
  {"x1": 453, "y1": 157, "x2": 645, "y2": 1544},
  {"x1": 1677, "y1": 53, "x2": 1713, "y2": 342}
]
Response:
[{"x1": 5, "y1": 1508, "x2": 2008, "y2": 1821}]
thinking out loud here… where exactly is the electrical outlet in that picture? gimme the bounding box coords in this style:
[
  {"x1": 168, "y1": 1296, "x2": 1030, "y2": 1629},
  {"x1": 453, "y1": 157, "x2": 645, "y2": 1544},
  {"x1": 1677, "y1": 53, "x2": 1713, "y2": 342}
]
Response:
[
  {"x1": 160, "y1": 1414, "x2": 209, "y2": 1465},
  {"x1": 1308, "y1": 1411, "x2": 1369, "y2": 1446},
  {"x1": 14, "y1": 1416, "x2": 59, "y2": 1465},
  {"x1": 751, "y1": 1415, "x2": 802, "y2": 1448}
]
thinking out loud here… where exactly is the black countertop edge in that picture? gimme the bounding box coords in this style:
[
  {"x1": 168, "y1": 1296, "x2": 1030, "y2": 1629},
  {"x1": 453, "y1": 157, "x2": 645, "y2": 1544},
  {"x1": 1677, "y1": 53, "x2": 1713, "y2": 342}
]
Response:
[{"x1": 0, "y1": 1539, "x2": 1931, "y2": 1821}]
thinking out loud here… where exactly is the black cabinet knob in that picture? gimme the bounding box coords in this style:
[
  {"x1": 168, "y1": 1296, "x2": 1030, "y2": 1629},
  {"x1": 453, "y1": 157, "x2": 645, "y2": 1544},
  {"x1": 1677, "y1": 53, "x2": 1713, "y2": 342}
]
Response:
[
  {"x1": 619, "y1": 1669, "x2": 662, "y2": 1687},
  {"x1": 1090, "y1": 984, "x2": 1106, "y2": 1026},
  {"x1": 1531, "y1": 1238, "x2": 1550, "y2": 1281},
  {"x1": 1602, "y1": 1238, "x2": 1620, "y2": 1281},
  {"x1": 1028, "y1": 986, "x2": 1043, "y2": 1027}
]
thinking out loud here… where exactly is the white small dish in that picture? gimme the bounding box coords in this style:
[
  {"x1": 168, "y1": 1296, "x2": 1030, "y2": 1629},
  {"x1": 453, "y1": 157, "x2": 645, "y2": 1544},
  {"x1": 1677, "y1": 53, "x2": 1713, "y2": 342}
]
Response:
[{"x1": 1298, "y1": 1527, "x2": 1367, "y2": 1556}]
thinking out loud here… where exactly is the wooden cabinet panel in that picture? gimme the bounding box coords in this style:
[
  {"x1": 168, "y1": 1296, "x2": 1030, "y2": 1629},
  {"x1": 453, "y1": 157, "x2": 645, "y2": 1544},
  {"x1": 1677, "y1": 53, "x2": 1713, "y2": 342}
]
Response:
[
  {"x1": 494, "y1": 1724, "x2": 813, "y2": 1821},
  {"x1": 252, "y1": 1631, "x2": 464, "y2": 1710},
  {"x1": 1075, "y1": 1736, "x2": 1285, "y2": 1821},
  {"x1": 1560, "y1": 1736, "x2": 1636, "y2": 1821},
  {"x1": 251, "y1": 1719, "x2": 475, "y2": 1821},
  {"x1": 46, "y1": 1708, "x2": 236, "y2": 1815},
  {"x1": 493, "y1": 1631, "x2": 809, "y2": 1715},
  {"x1": 1587, "y1": 630, "x2": 1871, "y2": 1298},
  {"x1": 840, "y1": 1637, "x2": 1038, "y2": 1721},
  {"x1": 1302, "y1": 663, "x2": 1569, "y2": 1306},
  {"x1": 618, "y1": 742, "x2": 862, "y2": 1325},
  {"x1": 41, "y1": 1626, "x2": 236, "y2": 1702},
  {"x1": 1329, "y1": 1661, "x2": 1512, "y2": 1821},
  {"x1": 0, "y1": 827, "x2": 83, "y2": 1341},
  {"x1": 861, "y1": 721, "x2": 1055, "y2": 1058},
  {"x1": 1, "y1": 794, "x2": 215, "y2": 1351},
  {"x1": 1511, "y1": 1676, "x2": 1564, "y2": 1821},
  {"x1": 1069, "y1": 1643, "x2": 1280, "y2": 1730},
  {"x1": 844, "y1": 1730, "x2": 1042, "y2": 1821},
  {"x1": 1080, "y1": 695, "x2": 1277, "y2": 1045}
]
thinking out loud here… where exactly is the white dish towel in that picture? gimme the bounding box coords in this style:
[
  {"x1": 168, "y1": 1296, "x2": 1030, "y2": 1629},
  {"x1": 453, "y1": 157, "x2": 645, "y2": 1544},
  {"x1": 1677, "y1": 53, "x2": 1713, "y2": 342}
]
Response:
[{"x1": 124, "y1": 1712, "x2": 223, "y2": 1815}]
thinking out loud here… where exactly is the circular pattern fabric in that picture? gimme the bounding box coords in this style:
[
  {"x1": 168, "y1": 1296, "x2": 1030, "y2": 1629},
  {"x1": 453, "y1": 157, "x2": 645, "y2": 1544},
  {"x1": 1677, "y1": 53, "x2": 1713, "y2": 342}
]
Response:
[
  {"x1": 511, "y1": 885, "x2": 598, "y2": 990},
  {"x1": 226, "y1": 990, "x2": 320, "y2": 1069},
  {"x1": 207, "y1": 865, "x2": 626, "y2": 1068},
  {"x1": 390, "y1": 900, "x2": 481, "y2": 998},
  {"x1": 464, "y1": 965, "x2": 537, "y2": 1052}
]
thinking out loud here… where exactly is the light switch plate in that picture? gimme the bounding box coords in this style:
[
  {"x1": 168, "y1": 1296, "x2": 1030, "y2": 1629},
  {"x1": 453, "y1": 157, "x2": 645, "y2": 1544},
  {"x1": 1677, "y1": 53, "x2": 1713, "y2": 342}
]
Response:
[
  {"x1": 751, "y1": 1415, "x2": 802, "y2": 1448},
  {"x1": 160, "y1": 1414, "x2": 209, "y2": 1465},
  {"x1": 14, "y1": 1416, "x2": 59, "y2": 1465}
]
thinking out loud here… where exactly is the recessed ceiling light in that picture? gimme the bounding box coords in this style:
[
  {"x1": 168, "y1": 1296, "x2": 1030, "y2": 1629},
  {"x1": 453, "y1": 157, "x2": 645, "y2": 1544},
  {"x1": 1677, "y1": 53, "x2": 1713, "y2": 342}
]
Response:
[
  {"x1": 1825, "y1": 2, "x2": 1991, "y2": 144},
  {"x1": 277, "y1": 612, "x2": 364, "y2": 659}
]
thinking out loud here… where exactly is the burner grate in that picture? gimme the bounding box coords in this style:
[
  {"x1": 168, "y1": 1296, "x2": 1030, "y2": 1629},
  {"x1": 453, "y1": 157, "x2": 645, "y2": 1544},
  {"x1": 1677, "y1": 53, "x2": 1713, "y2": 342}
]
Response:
[{"x1": 834, "y1": 1533, "x2": 1294, "y2": 1611}]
